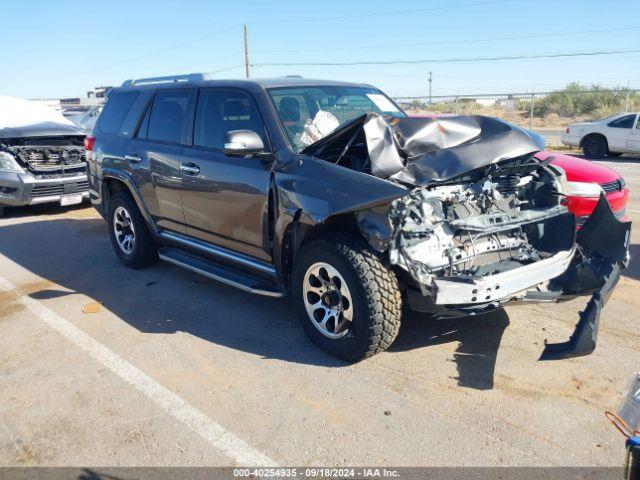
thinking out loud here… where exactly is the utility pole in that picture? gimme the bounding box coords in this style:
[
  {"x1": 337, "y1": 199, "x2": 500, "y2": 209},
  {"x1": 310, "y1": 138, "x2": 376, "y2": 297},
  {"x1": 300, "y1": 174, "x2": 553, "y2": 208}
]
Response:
[
  {"x1": 529, "y1": 87, "x2": 535, "y2": 130},
  {"x1": 428, "y1": 71, "x2": 432, "y2": 105},
  {"x1": 625, "y1": 81, "x2": 630, "y2": 112},
  {"x1": 244, "y1": 24, "x2": 250, "y2": 79}
]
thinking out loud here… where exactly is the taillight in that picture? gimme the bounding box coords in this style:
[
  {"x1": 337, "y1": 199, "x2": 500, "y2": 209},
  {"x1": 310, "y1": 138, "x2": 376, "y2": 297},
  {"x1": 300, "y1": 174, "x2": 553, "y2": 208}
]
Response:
[
  {"x1": 84, "y1": 135, "x2": 95, "y2": 151},
  {"x1": 565, "y1": 127, "x2": 570, "y2": 134}
]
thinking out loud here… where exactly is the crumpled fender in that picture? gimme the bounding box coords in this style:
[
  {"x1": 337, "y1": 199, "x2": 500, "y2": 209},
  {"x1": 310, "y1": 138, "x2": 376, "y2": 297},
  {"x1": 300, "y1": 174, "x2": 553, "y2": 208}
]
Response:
[
  {"x1": 274, "y1": 155, "x2": 407, "y2": 224},
  {"x1": 540, "y1": 194, "x2": 631, "y2": 360},
  {"x1": 271, "y1": 155, "x2": 408, "y2": 278}
]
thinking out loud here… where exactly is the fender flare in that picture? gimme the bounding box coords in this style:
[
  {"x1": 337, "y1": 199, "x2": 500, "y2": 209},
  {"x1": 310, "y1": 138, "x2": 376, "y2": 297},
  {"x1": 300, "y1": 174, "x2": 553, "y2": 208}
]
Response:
[{"x1": 101, "y1": 168, "x2": 159, "y2": 237}]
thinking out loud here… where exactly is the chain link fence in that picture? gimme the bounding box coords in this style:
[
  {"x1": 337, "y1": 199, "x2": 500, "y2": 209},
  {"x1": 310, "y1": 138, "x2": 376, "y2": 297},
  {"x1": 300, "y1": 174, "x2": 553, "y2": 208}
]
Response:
[{"x1": 393, "y1": 88, "x2": 640, "y2": 146}]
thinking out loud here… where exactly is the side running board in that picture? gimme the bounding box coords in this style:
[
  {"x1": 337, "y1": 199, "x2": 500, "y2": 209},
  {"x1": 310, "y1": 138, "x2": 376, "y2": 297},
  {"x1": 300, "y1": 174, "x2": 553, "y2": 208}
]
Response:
[{"x1": 158, "y1": 247, "x2": 285, "y2": 298}]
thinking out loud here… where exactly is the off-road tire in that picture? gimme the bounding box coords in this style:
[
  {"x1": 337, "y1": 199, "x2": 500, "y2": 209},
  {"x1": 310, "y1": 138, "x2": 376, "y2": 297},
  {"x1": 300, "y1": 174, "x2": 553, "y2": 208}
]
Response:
[
  {"x1": 582, "y1": 135, "x2": 607, "y2": 159},
  {"x1": 107, "y1": 191, "x2": 157, "y2": 269},
  {"x1": 291, "y1": 233, "x2": 402, "y2": 362}
]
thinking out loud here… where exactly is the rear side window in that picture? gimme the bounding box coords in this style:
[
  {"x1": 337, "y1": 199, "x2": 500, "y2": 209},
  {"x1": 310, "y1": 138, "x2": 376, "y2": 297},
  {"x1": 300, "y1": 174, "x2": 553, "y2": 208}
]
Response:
[
  {"x1": 97, "y1": 91, "x2": 139, "y2": 134},
  {"x1": 147, "y1": 91, "x2": 191, "y2": 144},
  {"x1": 194, "y1": 90, "x2": 265, "y2": 150},
  {"x1": 608, "y1": 114, "x2": 636, "y2": 129}
]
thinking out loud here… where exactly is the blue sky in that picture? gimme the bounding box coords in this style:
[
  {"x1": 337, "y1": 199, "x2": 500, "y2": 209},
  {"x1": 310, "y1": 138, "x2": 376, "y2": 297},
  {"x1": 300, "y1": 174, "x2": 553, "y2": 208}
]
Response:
[{"x1": 3, "y1": 0, "x2": 640, "y2": 99}]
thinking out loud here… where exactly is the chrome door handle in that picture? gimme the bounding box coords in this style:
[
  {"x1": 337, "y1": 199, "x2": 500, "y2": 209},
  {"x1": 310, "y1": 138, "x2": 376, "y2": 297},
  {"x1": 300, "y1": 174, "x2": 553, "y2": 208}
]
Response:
[
  {"x1": 125, "y1": 154, "x2": 142, "y2": 163},
  {"x1": 180, "y1": 163, "x2": 200, "y2": 175}
]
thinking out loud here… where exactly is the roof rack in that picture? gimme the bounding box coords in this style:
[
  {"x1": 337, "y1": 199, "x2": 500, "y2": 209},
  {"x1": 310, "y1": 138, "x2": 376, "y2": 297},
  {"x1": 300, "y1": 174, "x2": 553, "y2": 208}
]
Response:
[{"x1": 121, "y1": 73, "x2": 212, "y2": 87}]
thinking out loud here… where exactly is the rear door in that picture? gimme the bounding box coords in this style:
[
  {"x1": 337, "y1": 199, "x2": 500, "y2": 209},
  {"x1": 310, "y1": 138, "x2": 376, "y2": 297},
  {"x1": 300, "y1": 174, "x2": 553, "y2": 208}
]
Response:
[
  {"x1": 626, "y1": 114, "x2": 640, "y2": 152},
  {"x1": 179, "y1": 88, "x2": 272, "y2": 261},
  {"x1": 133, "y1": 89, "x2": 194, "y2": 233}
]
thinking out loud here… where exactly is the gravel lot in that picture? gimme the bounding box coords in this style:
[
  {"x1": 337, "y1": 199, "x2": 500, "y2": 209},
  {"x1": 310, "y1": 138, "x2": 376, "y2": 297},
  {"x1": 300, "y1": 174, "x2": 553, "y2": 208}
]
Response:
[{"x1": 0, "y1": 155, "x2": 638, "y2": 467}]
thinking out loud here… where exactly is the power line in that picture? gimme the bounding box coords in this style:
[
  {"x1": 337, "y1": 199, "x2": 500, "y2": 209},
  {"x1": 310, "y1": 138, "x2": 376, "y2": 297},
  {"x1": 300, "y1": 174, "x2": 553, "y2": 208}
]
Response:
[
  {"x1": 393, "y1": 88, "x2": 640, "y2": 100},
  {"x1": 208, "y1": 65, "x2": 245, "y2": 74},
  {"x1": 248, "y1": 0, "x2": 515, "y2": 25},
  {"x1": 89, "y1": 25, "x2": 242, "y2": 73},
  {"x1": 153, "y1": 52, "x2": 244, "y2": 76},
  {"x1": 252, "y1": 48, "x2": 640, "y2": 67},
  {"x1": 284, "y1": 69, "x2": 637, "y2": 82},
  {"x1": 88, "y1": 2, "x2": 515, "y2": 77},
  {"x1": 251, "y1": 25, "x2": 640, "y2": 55}
]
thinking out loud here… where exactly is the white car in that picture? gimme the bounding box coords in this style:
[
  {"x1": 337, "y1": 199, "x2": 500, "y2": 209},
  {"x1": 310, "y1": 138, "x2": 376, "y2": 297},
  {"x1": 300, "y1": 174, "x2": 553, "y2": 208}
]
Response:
[
  {"x1": 562, "y1": 112, "x2": 640, "y2": 158},
  {"x1": 66, "y1": 105, "x2": 103, "y2": 133}
]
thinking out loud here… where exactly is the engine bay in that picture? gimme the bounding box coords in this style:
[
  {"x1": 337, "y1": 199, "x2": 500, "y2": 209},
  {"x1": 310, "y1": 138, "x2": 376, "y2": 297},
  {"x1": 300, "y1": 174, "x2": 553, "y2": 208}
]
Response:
[
  {"x1": 388, "y1": 157, "x2": 576, "y2": 296},
  {"x1": 1, "y1": 135, "x2": 86, "y2": 178}
]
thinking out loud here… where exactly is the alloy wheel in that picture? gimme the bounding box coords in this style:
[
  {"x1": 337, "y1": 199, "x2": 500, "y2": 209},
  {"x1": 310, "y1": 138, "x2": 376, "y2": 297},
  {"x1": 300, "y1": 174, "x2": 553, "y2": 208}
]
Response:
[
  {"x1": 302, "y1": 262, "x2": 353, "y2": 339},
  {"x1": 113, "y1": 206, "x2": 136, "y2": 255}
]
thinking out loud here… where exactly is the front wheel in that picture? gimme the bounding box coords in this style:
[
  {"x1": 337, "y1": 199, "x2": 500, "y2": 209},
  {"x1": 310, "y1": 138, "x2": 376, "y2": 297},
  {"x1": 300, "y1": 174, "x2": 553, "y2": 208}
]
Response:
[{"x1": 291, "y1": 233, "x2": 402, "y2": 362}]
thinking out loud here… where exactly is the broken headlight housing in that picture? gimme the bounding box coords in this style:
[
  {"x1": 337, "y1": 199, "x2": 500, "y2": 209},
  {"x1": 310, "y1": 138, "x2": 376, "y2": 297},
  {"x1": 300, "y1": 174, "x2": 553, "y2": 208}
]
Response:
[{"x1": 0, "y1": 151, "x2": 24, "y2": 173}]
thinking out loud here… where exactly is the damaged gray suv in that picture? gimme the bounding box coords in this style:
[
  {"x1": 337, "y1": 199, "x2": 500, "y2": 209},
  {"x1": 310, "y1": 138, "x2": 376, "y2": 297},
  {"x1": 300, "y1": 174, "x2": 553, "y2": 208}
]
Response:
[
  {"x1": 0, "y1": 96, "x2": 89, "y2": 217},
  {"x1": 87, "y1": 74, "x2": 631, "y2": 362}
]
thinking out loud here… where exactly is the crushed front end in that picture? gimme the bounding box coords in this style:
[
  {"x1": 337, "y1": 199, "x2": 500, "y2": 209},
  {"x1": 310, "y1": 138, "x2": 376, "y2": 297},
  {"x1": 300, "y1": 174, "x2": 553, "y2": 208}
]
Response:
[
  {"x1": 388, "y1": 158, "x2": 630, "y2": 359},
  {"x1": 303, "y1": 113, "x2": 631, "y2": 360},
  {"x1": 0, "y1": 136, "x2": 89, "y2": 210},
  {"x1": 389, "y1": 156, "x2": 578, "y2": 311}
]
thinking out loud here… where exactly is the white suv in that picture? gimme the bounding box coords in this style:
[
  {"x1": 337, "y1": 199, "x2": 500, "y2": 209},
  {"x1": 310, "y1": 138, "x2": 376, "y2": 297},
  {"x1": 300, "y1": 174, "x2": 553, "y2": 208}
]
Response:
[{"x1": 562, "y1": 112, "x2": 640, "y2": 158}]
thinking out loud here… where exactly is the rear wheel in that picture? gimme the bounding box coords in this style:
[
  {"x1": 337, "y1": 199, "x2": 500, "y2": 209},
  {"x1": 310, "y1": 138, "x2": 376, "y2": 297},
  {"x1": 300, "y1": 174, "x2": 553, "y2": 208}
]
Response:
[
  {"x1": 582, "y1": 135, "x2": 607, "y2": 159},
  {"x1": 107, "y1": 191, "x2": 157, "y2": 269},
  {"x1": 291, "y1": 233, "x2": 402, "y2": 362}
]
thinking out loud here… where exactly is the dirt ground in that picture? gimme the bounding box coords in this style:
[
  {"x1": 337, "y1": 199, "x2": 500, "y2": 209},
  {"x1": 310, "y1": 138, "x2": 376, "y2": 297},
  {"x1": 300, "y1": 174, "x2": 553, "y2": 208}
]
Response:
[{"x1": 0, "y1": 155, "x2": 638, "y2": 467}]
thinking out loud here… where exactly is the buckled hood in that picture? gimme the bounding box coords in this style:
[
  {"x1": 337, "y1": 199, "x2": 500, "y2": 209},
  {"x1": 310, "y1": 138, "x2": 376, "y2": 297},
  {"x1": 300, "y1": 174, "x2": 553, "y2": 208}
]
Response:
[{"x1": 303, "y1": 113, "x2": 544, "y2": 186}]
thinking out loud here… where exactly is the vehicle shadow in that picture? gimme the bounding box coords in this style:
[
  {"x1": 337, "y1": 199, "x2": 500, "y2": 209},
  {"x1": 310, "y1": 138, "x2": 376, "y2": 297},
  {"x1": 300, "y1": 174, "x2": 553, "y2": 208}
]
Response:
[
  {"x1": 0, "y1": 215, "x2": 511, "y2": 384},
  {"x1": 1, "y1": 202, "x2": 91, "y2": 219},
  {"x1": 390, "y1": 308, "x2": 510, "y2": 390},
  {"x1": 77, "y1": 468, "x2": 128, "y2": 480},
  {"x1": 0, "y1": 217, "x2": 344, "y2": 367}
]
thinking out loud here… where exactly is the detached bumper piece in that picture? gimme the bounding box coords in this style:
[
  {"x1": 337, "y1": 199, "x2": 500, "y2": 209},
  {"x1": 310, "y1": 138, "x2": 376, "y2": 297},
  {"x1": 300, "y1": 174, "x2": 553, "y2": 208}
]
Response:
[
  {"x1": 540, "y1": 194, "x2": 631, "y2": 360},
  {"x1": 539, "y1": 261, "x2": 620, "y2": 360}
]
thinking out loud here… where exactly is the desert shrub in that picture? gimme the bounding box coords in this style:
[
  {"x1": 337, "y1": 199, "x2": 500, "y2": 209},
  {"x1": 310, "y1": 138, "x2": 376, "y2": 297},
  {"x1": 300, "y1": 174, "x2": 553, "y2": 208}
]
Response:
[{"x1": 534, "y1": 83, "x2": 639, "y2": 118}]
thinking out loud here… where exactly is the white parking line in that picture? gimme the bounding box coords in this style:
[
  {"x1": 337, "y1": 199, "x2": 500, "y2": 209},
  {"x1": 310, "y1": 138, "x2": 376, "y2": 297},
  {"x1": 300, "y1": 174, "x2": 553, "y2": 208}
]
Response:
[{"x1": 0, "y1": 275, "x2": 277, "y2": 467}]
